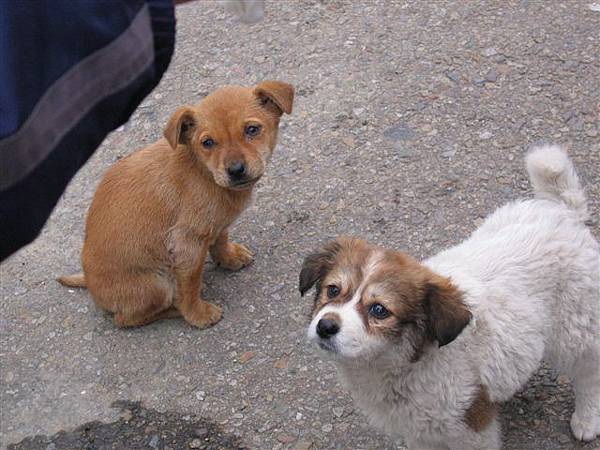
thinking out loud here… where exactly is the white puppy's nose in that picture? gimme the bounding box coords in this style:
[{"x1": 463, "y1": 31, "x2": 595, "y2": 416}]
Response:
[{"x1": 316, "y1": 318, "x2": 340, "y2": 339}]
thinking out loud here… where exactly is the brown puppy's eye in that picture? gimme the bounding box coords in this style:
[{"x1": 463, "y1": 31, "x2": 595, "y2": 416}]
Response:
[
  {"x1": 202, "y1": 138, "x2": 215, "y2": 149},
  {"x1": 369, "y1": 303, "x2": 390, "y2": 319},
  {"x1": 245, "y1": 124, "x2": 261, "y2": 137},
  {"x1": 327, "y1": 285, "x2": 340, "y2": 299}
]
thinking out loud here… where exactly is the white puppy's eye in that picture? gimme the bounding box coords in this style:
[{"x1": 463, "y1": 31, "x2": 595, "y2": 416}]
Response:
[
  {"x1": 369, "y1": 303, "x2": 390, "y2": 319},
  {"x1": 326, "y1": 285, "x2": 340, "y2": 299}
]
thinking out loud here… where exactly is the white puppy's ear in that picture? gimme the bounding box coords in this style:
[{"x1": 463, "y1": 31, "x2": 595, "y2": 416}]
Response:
[
  {"x1": 423, "y1": 279, "x2": 471, "y2": 347},
  {"x1": 299, "y1": 240, "x2": 341, "y2": 296}
]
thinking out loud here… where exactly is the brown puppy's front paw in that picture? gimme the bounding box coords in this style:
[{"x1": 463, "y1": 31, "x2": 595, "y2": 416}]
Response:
[
  {"x1": 183, "y1": 301, "x2": 222, "y2": 329},
  {"x1": 214, "y1": 242, "x2": 253, "y2": 271}
]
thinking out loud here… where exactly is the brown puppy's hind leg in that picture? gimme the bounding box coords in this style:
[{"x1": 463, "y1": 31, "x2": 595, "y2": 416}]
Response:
[
  {"x1": 102, "y1": 274, "x2": 176, "y2": 327},
  {"x1": 210, "y1": 230, "x2": 253, "y2": 271},
  {"x1": 114, "y1": 306, "x2": 180, "y2": 327}
]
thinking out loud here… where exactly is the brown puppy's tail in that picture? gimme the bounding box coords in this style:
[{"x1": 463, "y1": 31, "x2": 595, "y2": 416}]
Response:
[{"x1": 57, "y1": 273, "x2": 86, "y2": 288}]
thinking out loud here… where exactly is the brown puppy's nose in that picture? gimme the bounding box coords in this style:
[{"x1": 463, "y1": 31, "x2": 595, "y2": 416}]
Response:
[
  {"x1": 227, "y1": 161, "x2": 246, "y2": 181},
  {"x1": 317, "y1": 318, "x2": 339, "y2": 339}
]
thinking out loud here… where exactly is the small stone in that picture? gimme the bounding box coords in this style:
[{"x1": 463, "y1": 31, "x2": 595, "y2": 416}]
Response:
[
  {"x1": 292, "y1": 440, "x2": 314, "y2": 450},
  {"x1": 194, "y1": 427, "x2": 208, "y2": 438},
  {"x1": 341, "y1": 136, "x2": 355, "y2": 147},
  {"x1": 239, "y1": 351, "x2": 257, "y2": 364},
  {"x1": 556, "y1": 374, "x2": 570, "y2": 385},
  {"x1": 332, "y1": 407, "x2": 344, "y2": 418},
  {"x1": 383, "y1": 123, "x2": 415, "y2": 141},
  {"x1": 479, "y1": 131, "x2": 493, "y2": 140},
  {"x1": 149, "y1": 435, "x2": 160, "y2": 448},
  {"x1": 473, "y1": 78, "x2": 486, "y2": 87},
  {"x1": 394, "y1": 146, "x2": 416, "y2": 158},
  {"x1": 558, "y1": 434, "x2": 570, "y2": 444},
  {"x1": 195, "y1": 390, "x2": 206, "y2": 401},
  {"x1": 445, "y1": 70, "x2": 460, "y2": 83},
  {"x1": 83, "y1": 332, "x2": 93, "y2": 341},
  {"x1": 585, "y1": 128, "x2": 598, "y2": 137},
  {"x1": 120, "y1": 409, "x2": 133, "y2": 422},
  {"x1": 442, "y1": 149, "x2": 456, "y2": 158},
  {"x1": 321, "y1": 423, "x2": 333, "y2": 433},
  {"x1": 45, "y1": 444, "x2": 57, "y2": 450},
  {"x1": 189, "y1": 438, "x2": 203, "y2": 448},
  {"x1": 276, "y1": 434, "x2": 297, "y2": 444},
  {"x1": 484, "y1": 70, "x2": 498, "y2": 83},
  {"x1": 274, "y1": 358, "x2": 288, "y2": 369},
  {"x1": 483, "y1": 47, "x2": 498, "y2": 57},
  {"x1": 14, "y1": 286, "x2": 27, "y2": 295},
  {"x1": 589, "y1": 3, "x2": 600, "y2": 12}
]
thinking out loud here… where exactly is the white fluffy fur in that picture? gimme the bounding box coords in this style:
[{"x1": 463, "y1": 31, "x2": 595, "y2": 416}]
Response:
[{"x1": 312, "y1": 145, "x2": 600, "y2": 449}]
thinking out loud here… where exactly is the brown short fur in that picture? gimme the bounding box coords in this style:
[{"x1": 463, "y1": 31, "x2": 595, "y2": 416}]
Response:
[{"x1": 59, "y1": 81, "x2": 294, "y2": 328}]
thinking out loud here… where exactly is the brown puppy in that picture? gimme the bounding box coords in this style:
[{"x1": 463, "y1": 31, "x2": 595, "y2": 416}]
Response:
[{"x1": 59, "y1": 81, "x2": 294, "y2": 328}]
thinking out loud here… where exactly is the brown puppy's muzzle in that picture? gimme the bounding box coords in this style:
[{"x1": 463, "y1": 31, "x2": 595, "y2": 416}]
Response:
[{"x1": 224, "y1": 156, "x2": 265, "y2": 190}]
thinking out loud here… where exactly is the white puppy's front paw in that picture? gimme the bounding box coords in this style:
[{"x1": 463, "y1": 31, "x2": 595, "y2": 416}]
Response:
[{"x1": 571, "y1": 411, "x2": 600, "y2": 441}]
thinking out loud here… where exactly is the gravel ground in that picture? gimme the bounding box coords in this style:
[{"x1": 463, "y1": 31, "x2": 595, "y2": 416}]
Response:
[{"x1": 1, "y1": 1, "x2": 599, "y2": 449}]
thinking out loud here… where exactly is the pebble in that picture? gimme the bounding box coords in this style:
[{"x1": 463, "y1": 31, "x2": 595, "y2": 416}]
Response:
[
  {"x1": 479, "y1": 131, "x2": 493, "y2": 140},
  {"x1": 445, "y1": 70, "x2": 460, "y2": 83},
  {"x1": 558, "y1": 434, "x2": 570, "y2": 444},
  {"x1": 292, "y1": 440, "x2": 314, "y2": 450},
  {"x1": 195, "y1": 391, "x2": 206, "y2": 401},
  {"x1": 194, "y1": 427, "x2": 208, "y2": 437},
  {"x1": 274, "y1": 358, "x2": 288, "y2": 369},
  {"x1": 483, "y1": 47, "x2": 498, "y2": 57},
  {"x1": 321, "y1": 423, "x2": 333, "y2": 433},
  {"x1": 332, "y1": 407, "x2": 344, "y2": 418},
  {"x1": 276, "y1": 434, "x2": 297, "y2": 444},
  {"x1": 341, "y1": 136, "x2": 356, "y2": 147},
  {"x1": 383, "y1": 123, "x2": 415, "y2": 141},
  {"x1": 238, "y1": 351, "x2": 257, "y2": 363},
  {"x1": 484, "y1": 69, "x2": 499, "y2": 82},
  {"x1": 189, "y1": 438, "x2": 203, "y2": 449},
  {"x1": 395, "y1": 147, "x2": 417, "y2": 158},
  {"x1": 149, "y1": 434, "x2": 160, "y2": 448},
  {"x1": 585, "y1": 128, "x2": 598, "y2": 137}
]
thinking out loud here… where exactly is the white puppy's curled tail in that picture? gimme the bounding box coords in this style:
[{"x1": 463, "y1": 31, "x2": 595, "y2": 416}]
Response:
[{"x1": 526, "y1": 144, "x2": 588, "y2": 221}]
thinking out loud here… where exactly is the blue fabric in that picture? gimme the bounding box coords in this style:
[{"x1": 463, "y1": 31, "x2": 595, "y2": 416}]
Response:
[
  {"x1": 0, "y1": 0, "x2": 176, "y2": 260},
  {"x1": 0, "y1": 0, "x2": 146, "y2": 138}
]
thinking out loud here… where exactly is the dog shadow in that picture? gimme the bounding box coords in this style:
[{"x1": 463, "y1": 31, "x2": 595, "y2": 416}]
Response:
[{"x1": 7, "y1": 400, "x2": 246, "y2": 450}]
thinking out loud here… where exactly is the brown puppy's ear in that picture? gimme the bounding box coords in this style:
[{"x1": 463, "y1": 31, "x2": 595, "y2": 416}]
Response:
[
  {"x1": 164, "y1": 106, "x2": 196, "y2": 149},
  {"x1": 423, "y1": 278, "x2": 471, "y2": 347},
  {"x1": 254, "y1": 81, "x2": 294, "y2": 115},
  {"x1": 299, "y1": 240, "x2": 341, "y2": 296}
]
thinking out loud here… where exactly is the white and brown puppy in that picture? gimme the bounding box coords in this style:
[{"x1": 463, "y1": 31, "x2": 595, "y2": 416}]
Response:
[{"x1": 300, "y1": 145, "x2": 600, "y2": 450}]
